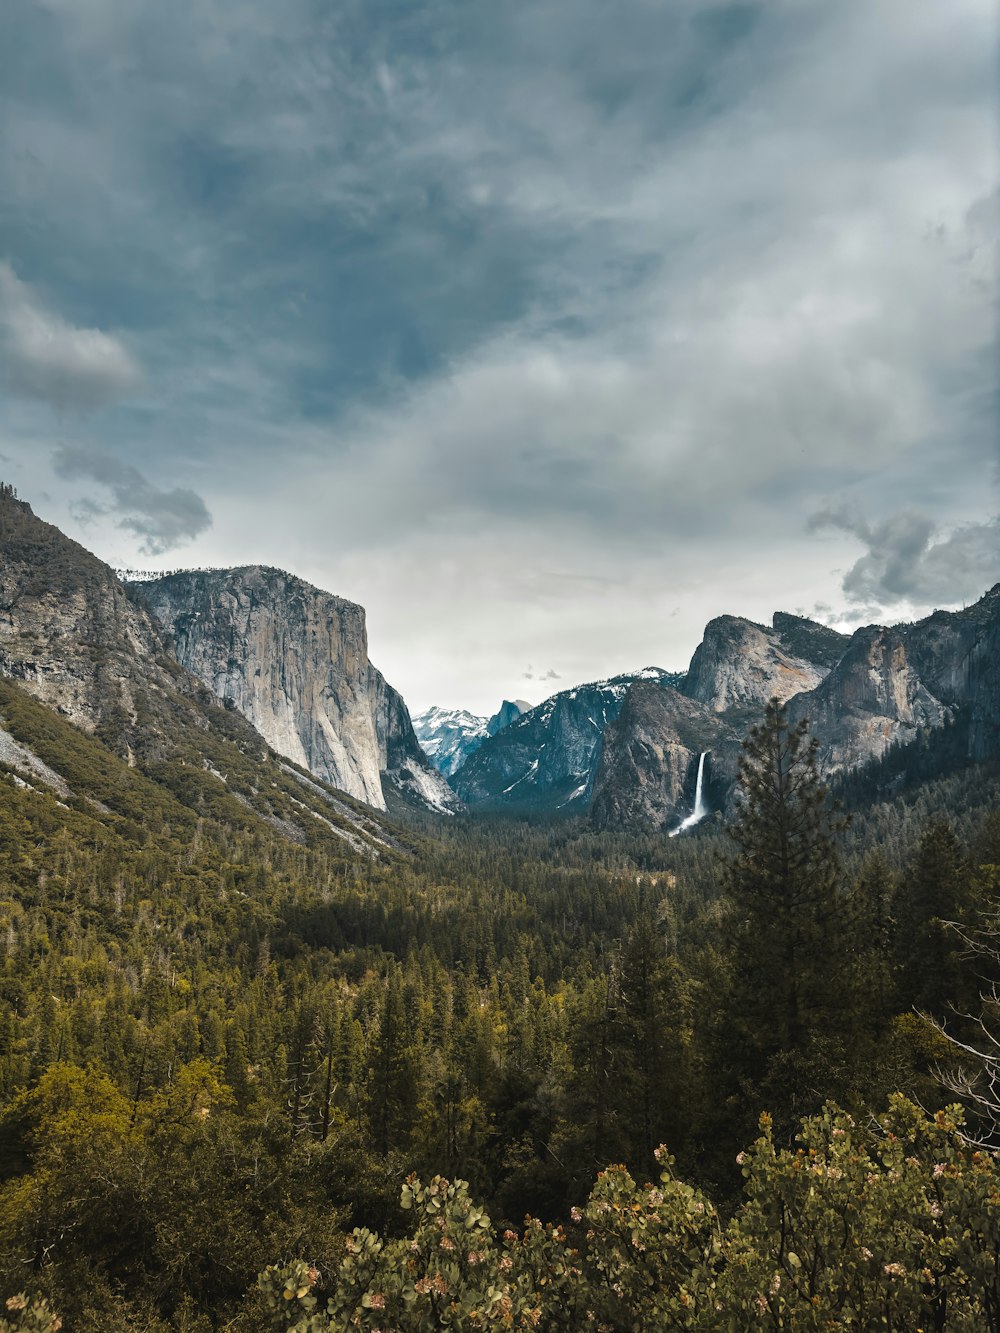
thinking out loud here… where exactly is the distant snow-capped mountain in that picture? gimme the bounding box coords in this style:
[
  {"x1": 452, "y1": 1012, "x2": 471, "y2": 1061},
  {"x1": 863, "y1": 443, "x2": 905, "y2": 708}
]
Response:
[{"x1": 413, "y1": 699, "x2": 531, "y2": 777}]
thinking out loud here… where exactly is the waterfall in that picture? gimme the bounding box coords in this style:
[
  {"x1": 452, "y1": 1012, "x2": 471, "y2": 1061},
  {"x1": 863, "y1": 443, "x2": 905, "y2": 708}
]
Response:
[{"x1": 669, "y1": 751, "x2": 709, "y2": 837}]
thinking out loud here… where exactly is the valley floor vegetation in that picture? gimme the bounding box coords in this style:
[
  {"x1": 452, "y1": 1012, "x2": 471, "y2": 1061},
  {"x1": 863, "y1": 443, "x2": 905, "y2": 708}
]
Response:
[{"x1": 1, "y1": 691, "x2": 999, "y2": 1329}]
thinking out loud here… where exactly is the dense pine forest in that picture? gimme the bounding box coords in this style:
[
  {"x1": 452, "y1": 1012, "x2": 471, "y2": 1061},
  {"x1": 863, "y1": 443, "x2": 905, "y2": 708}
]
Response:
[{"x1": 1, "y1": 674, "x2": 999, "y2": 1329}]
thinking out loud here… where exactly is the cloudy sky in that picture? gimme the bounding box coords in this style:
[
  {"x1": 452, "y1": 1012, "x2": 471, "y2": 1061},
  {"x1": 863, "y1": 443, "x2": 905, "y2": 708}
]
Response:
[{"x1": 1, "y1": 0, "x2": 997, "y2": 714}]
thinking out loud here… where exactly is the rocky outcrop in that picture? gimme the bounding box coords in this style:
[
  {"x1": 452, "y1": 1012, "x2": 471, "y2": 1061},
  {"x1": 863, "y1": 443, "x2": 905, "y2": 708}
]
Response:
[
  {"x1": 452, "y1": 668, "x2": 684, "y2": 811},
  {"x1": 968, "y1": 592, "x2": 1000, "y2": 763},
  {"x1": 786, "y1": 625, "x2": 951, "y2": 773},
  {"x1": 902, "y1": 586, "x2": 1000, "y2": 764},
  {"x1": 0, "y1": 485, "x2": 251, "y2": 762},
  {"x1": 786, "y1": 589, "x2": 1000, "y2": 775},
  {"x1": 0, "y1": 487, "x2": 407, "y2": 852},
  {"x1": 133, "y1": 566, "x2": 455, "y2": 813},
  {"x1": 135, "y1": 568, "x2": 386, "y2": 805},
  {"x1": 682, "y1": 614, "x2": 848, "y2": 717},
  {"x1": 487, "y1": 699, "x2": 531, "y2": 737},
  {"x1": 369, "y1": 668, "x2": 460, "y2": 813},
  {"x1": 590, "y1": 683, "x2": 742, "y2": 831},
  {"x1": 596, "y1": 590, "x2": 999, "y2": 830}
]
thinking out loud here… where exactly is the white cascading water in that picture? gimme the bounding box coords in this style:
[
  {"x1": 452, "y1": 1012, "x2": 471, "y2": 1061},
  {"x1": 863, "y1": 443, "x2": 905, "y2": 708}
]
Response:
[{"x1": 669, "y1": 751, "x2": 709, "y2": 837}]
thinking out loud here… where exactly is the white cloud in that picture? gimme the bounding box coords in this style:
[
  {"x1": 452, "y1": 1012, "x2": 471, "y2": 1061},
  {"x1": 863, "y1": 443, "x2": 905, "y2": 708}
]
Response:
[
  {"x1": 0, "y1": 263, "x2": 144, "y2": 410},
  {"x1": 0, "y1": 0, "x2": 996, "y2": 710}
]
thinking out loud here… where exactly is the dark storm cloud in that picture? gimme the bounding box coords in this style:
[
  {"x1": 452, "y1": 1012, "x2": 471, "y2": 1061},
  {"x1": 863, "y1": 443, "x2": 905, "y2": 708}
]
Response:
[
  {"x1": 809, "y1": 506, "x2": 1000, "y2": 610},
  {"x1": 52, "y1": 446, "x2": 211, "y2": 555}
]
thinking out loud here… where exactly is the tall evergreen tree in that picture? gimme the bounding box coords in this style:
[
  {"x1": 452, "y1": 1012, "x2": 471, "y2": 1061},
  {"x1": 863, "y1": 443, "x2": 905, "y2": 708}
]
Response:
[
  {"x1": 715, "y1": 698, "x2": 849, "y2": 1138},
  {"x1": 894, "y1": 820, "x2": 976, "y2": 1016}
]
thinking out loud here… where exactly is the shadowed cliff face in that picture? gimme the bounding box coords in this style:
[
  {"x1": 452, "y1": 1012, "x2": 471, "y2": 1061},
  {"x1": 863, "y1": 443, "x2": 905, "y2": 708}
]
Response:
[
  {"x1": 786, "y1": 625, "x2": 951, "y2": 773},
  {"x1": 132, "y1": 567, "x2": 458, "y2": 813},
  {"x1": 368, "y1": 666, "x2": 460, "y2": 813},
  {"x1": 784, "y1": 589, "x2": 1000, "y2": 775},
  {"x1": 591, "y1": 593, "x2": 1000, "y2": 831},
  {"x1": 903, "y1": 588, "x2": 1000, "y2": 765},
  {"x1": 452, "y1": 669, "x2": 684, "y2": 812},
  {"x1": 590, "y1": 683, "x2": 742, "y2": 831}
]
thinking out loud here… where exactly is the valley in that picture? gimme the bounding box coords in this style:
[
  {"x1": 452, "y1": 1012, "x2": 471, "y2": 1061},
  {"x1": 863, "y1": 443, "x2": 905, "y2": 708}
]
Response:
[{"x1": 1, "y1": 484, "x2": 999, "y2": 1329}]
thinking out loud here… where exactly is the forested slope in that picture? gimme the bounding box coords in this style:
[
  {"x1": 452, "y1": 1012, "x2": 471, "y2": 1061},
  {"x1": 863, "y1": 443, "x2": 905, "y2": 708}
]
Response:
[{"x1": 1, "y1": 679, "x2": 999, "y2": 1326}]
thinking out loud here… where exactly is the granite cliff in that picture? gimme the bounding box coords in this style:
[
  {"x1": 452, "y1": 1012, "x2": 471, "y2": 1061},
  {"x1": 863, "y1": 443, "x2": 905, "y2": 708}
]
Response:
[
  {"x1": 593, "y1": 592, "x2": 1000, "y2": 832},
  {"x1": 787, "y1": 588, "x2": 1000, "y2": 775},
  {"x1": 0, "y1": 485, "x2": 227, "y2": 760},
  {"x1": 131, "y1": 567, "x2": 456, "y2": 813},
  {"x1": 0, "y1": 486, "x2": 403, "y2": 855},
  {"x1": 681, "y1": 613, "x2": 849, "y2": 717},
  {"x1": 590, "y1": 682, "x2": 742, "y2": 831}
]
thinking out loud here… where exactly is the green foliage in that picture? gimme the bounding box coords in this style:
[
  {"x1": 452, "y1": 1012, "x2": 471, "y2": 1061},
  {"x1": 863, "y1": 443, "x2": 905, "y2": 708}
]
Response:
[
  {"x1": 1, "y1": 670, "x2": 999, "y2": 1324},
  {"x1": 260, "y1": 1098, "x2": 1000, "y2": 1331},
  {"x1": 0, "y1": 1294, "x2": 61, "y2": 1332},
  {"x1": 723, "y1": 1097, "x2": 1000, "y2": 1329},
  {"x1": 711, "y1": 699, "x2": 855, "y2": 1156}
]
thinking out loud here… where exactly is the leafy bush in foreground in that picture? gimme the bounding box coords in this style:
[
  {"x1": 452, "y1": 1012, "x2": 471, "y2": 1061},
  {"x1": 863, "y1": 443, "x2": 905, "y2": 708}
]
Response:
[{"x1": 259, "y1": 1097, "x2": 1000, "y2": 1332}]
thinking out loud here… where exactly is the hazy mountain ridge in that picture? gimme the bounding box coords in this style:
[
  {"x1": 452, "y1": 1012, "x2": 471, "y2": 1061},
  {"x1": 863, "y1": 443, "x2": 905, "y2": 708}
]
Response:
[{"x1": 3, "y1": 485, "x2": 996, "y2": 835}]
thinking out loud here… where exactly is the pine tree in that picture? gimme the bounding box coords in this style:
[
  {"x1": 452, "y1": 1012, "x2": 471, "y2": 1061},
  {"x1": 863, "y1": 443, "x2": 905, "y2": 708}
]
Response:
[
  {"x1": 894, "y1": 820, "x2": 976, "y2": 1016},
  {"x1": 716, "y1": 698, "x2": 849, "y2": 1135}
]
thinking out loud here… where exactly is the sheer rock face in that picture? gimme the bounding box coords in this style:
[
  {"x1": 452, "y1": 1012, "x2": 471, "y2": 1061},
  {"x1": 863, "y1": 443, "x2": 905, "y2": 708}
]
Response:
[
  {"x1": 136, "y1": 568, "x2": 385, "y2": 806},
  {"x1": 786, "y1": 626, "x2": 951, "y2": 773},
  {"x1": 487, "y1": 700, "x2": 531, "y2": 737},
  {"x1": 133, "y1": 567, "x2": 456, "y2": 813},
  {"x1": 681, "y1": 614, "x2": 848, "y2": 716},
  {"x1": 786, "y1": 589, "x2": 1000, "y2": 774},
  {"x1": 368, "y1": 666, "x2": 461, "y2": 813},
  {"x1": 968, "y1": 597, "x2": 1000, "y2": 763},
  {"x1": 0, "y1": 488, "x2": 243, "y2": 762},
  {"x1": 592, "y1": 593, "x2": 1000, "y2": 830},
  {"x1": 902, "y1": 588, "x2": 1000, "y2": 764},
  {"x1": 590, "y1": 683, "x2": 742, "y2": 831}
]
